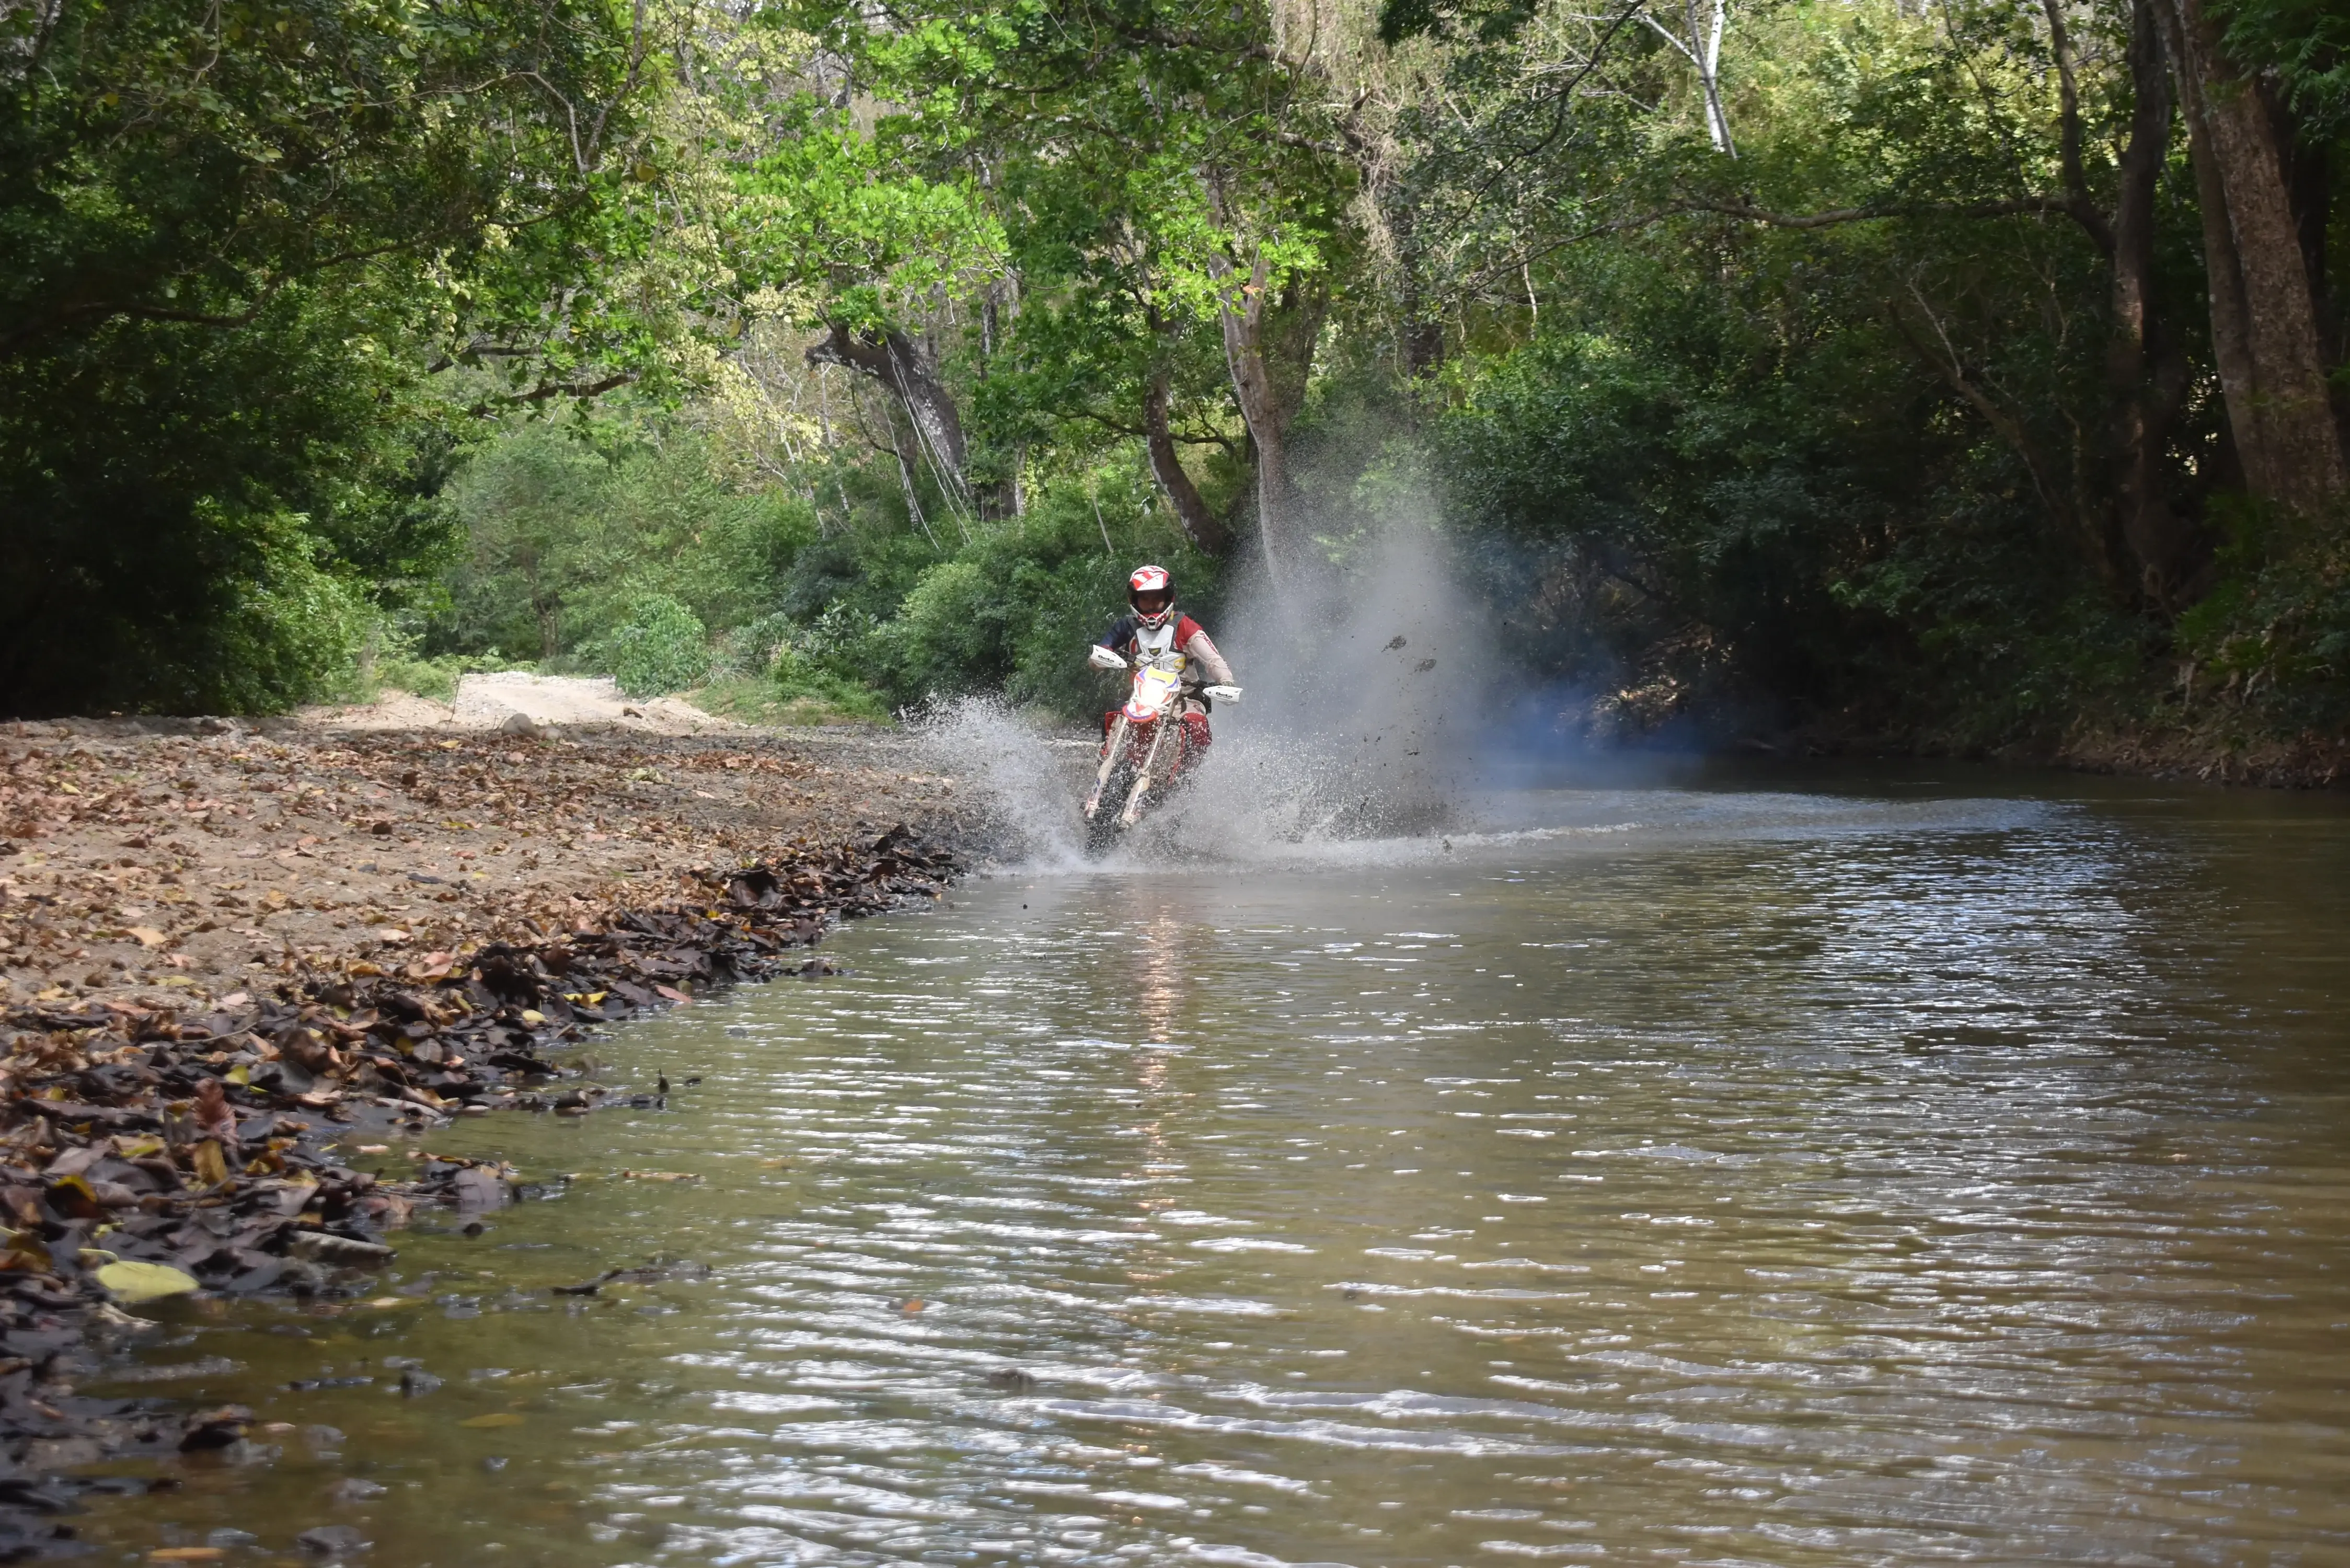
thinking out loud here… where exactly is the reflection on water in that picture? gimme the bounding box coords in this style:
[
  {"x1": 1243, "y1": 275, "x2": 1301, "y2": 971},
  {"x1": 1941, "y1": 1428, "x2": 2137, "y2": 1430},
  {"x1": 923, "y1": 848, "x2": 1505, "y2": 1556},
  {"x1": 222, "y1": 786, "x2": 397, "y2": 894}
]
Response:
[{"x1": 76, "y1": 773, "x2": 2350, "y2": 1565}]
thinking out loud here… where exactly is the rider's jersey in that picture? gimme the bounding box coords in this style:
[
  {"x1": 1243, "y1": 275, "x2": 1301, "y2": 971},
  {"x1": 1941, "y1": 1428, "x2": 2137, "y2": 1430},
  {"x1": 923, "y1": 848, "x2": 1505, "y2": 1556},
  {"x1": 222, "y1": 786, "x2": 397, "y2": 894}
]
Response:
[{"x1": 1095, "y1": 614, "x2": 1236, "y2": 688}]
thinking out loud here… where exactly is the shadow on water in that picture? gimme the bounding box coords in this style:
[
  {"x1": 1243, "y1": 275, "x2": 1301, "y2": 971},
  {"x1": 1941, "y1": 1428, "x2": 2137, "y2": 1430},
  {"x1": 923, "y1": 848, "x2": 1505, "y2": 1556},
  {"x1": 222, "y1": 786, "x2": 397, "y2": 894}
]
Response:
[{"x1": 66, "y1": 765, "x2": 2350, "y2": 1566}]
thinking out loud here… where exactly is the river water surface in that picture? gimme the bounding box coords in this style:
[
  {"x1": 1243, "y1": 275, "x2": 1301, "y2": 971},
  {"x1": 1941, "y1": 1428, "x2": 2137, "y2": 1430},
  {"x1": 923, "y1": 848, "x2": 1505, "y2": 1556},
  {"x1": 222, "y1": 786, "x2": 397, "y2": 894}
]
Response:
[{"x1": 79, "y1": 768, "x2": 2350, "y2": 1565}]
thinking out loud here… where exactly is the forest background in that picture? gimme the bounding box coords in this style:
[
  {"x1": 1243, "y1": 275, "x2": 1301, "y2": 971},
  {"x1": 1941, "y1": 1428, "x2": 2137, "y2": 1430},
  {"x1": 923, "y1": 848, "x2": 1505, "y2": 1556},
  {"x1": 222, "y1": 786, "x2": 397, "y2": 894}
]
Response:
[{"x1": 6, "y1": 0, "x2": 2348, "y2": 764}]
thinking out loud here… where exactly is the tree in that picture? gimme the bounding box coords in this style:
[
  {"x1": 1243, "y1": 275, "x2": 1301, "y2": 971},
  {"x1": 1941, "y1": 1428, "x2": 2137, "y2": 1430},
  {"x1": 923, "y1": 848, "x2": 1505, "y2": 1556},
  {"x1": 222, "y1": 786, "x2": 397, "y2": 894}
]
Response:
[
  {"x1": 0, "y1": 0, "x2": 663, "y2": 713},
  {"x1": 2157, "y1": 0, "x2": 2347, "y2": 513},
  {"x1": 742, "y1": 0, "x2": 1358, "y2": 583}
]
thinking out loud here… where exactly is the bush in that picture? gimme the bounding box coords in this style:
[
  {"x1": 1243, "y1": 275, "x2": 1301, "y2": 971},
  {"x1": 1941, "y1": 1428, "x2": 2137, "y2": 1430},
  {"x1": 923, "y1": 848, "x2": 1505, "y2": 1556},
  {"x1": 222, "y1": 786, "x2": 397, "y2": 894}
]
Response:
[
  {"x1": 586, "y1": 593, "x2": 710, "y2": 697},
  {"x1": 427, "y1": 420, "x2": 819, "y2": 666},
  {"x1": 373, "y1": 651, "x2": 525, "y2": 703},
  {"x1": 2176, "y1": 497, "x2": 2350, "y2": 730},
  {"x1": 869, "y1": 468, "x2": 1220, "y2": 717}
]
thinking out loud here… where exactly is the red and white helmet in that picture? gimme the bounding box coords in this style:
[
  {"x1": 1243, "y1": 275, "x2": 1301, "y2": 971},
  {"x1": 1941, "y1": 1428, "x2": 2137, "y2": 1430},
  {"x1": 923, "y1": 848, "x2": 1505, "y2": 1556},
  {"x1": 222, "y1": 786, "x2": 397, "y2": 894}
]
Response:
[{"x1": 1127, "y1": 564, "x2": 1174, "y2": 628}]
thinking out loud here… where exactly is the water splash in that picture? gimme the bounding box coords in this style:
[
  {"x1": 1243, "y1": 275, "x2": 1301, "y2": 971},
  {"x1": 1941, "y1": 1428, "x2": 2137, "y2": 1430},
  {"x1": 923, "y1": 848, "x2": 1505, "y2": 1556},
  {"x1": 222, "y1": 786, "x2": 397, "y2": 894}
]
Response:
[
  {"x1": 1175, "y1": 522, "x2": 1496, "y2": 848},
  {"x1": 916, "y1": 694, "x2": 1096, "y2": 869},
  {"x1": 919, "y1": 524, "x2": 1516, "y2": 873}
]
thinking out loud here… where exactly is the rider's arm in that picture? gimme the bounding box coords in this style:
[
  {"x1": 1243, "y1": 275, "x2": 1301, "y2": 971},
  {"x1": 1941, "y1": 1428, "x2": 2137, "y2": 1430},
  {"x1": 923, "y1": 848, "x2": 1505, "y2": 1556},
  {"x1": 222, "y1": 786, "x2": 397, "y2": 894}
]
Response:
[
  {"x1": 1181, "y1": 628, "x2": 1236, "y2": 686},
  {"x1": 1094, "y1": 615, "x2": 1136, "y2": 658}
]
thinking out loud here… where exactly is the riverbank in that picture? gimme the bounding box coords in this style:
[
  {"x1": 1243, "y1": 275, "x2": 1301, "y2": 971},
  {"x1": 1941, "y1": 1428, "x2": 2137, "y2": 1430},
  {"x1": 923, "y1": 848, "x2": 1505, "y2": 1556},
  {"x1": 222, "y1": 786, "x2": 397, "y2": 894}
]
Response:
[
  {"x1": 1720, "y1": 709, "x2": 2350, "y2": 790},
  {"x1": 0, "y1": 717, "x2": 967, "y2": 1554},
  {"x1": 2045, "y1": 721, "x2": 2350, "y2": 789},
  {"x1": 1566, "y1": 677, "x2": 2350, "y2": 793}
]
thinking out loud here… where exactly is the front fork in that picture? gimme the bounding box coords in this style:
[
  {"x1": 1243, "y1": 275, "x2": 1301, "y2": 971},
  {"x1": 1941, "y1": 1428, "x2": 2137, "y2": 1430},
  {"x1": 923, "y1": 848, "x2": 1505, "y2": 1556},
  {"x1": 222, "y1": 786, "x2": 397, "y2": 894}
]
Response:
[
  {"x1": 1082, "y1": 713, "x2": 1131, "y2": 821},
  {"x1": 1116, "y1": 717, "x2": 1177, "y2": 827}
]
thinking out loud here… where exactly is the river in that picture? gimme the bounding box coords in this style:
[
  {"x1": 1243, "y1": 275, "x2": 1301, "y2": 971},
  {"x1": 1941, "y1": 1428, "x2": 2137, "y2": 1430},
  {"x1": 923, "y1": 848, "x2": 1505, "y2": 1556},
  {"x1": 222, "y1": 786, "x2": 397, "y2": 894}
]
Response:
[{"x1": 77, "y1": 765, "x2": 2350, "y2": 1565}]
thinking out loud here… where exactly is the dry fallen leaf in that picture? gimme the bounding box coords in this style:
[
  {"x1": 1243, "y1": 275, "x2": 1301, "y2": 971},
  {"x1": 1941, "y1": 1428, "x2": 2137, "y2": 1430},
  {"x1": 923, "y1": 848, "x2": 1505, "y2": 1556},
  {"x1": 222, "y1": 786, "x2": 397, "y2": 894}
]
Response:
[
  {"x1": 191, "y1": 1140, "x2": 229, "y2": 1187},
  {"x1": 96, "y1": 1260, "x2": 201, "y2": 1304}
]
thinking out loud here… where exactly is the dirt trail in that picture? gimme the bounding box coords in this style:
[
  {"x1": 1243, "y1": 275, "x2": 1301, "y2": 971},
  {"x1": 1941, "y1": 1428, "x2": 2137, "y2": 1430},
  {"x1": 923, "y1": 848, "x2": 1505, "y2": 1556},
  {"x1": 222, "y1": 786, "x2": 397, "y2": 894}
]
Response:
[
  {"x1": 0, "y1": 714, "x2": 963, "y2": 1014},
  {"x1": 297, "y1": 672, "x2": 742, "y2": 736}
]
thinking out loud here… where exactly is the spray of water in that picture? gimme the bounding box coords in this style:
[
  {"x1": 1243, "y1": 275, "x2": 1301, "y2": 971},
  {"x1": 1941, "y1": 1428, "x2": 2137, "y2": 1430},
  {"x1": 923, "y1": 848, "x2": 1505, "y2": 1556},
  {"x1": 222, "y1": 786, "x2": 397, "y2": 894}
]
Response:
[
  {"x1": 1186, "y1": 520, "x2": 1495, "y2": 841},
  {"x1": 917, "y1": 695, "x2": 1098, "y2": 870},
  {"x1": 918, "y1": 517, "x2": 1517, "y2": 874}
]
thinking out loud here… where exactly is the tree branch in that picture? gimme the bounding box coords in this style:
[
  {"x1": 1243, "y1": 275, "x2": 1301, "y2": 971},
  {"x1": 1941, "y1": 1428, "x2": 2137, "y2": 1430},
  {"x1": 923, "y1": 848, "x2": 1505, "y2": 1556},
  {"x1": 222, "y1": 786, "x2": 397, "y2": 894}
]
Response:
[
  {"x1": 1683, "y1": 194, "x2": 2078, "y2": 228},
  {"x1": 1454, "y1": 193, "x2": 2082, "y2": 297},
  {"x1": 1886, "y1": 292, "x2": 2066, "y2": 525},
  {"x1": 2037, "y1": 0, "x2": 2117, "y2": 255},
  {"x1": 464, "y1": 371, "x2": 638, "y2": 416},
  {"x1": 3, "y1": 235, "x2": 439, "y2": 361},
  {"x1": 1064, "y1": 407, "x2": 1238, "y2": 452}
]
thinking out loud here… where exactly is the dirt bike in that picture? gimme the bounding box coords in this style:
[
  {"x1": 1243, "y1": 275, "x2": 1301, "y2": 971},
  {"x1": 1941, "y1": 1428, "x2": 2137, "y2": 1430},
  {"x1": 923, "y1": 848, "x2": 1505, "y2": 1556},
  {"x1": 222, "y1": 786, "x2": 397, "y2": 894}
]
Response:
[{"x1": 1082, "y1": 645, "x2": 1241, "y2": 852}]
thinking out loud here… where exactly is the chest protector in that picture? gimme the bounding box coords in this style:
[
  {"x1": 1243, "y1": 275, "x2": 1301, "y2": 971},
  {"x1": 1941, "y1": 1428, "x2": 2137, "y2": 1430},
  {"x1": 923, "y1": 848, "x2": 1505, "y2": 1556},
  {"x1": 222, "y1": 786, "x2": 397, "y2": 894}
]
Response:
[{"x1": 1132, "y1": 620, "x2": 1180, "y2": 661}]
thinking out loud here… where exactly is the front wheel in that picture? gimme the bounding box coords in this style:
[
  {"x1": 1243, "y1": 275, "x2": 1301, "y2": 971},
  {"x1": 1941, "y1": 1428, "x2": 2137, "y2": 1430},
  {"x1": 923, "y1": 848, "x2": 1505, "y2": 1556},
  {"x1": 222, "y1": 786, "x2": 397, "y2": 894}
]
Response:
[
  {"x1": 1082, "y1": 792, "x2": 1128, "y2": 857},
  {"x1": 1083, "y1": 754, "x2": 1137, "y2": 857}
]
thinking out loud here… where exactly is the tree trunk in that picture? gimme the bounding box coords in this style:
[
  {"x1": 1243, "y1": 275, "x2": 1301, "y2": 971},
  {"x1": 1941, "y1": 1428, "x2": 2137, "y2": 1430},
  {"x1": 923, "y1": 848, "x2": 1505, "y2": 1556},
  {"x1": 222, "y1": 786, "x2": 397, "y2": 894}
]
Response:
[
  {"x1": 1144, "y1": 367, "x2": 1228, "y2": 553},
  {"x1": 2107, "y1": 0, "x2": 2201, "y2": 605},
  {"x1": 1388, "y1": 201, "x2": 1446, "y2": 377},
  {"x1": 807, "y1": 322, "x2": 974, "y2": 511},
  {"x1": 972, "y1": 285, "x2": 1022, "y2": 520},
  {"x1": 1685, "y1": 0, "x2": 1734, "y2": 156},
  {"x1": 2156, "y1": 0, "x2": 2348, "y2": 512},
  {"x1": 1211, "y1": 253, "x2": 1326, "y2": 589},
  {"x1": 2278, "y1": 121, "x2": 2344, "y2": 437}
]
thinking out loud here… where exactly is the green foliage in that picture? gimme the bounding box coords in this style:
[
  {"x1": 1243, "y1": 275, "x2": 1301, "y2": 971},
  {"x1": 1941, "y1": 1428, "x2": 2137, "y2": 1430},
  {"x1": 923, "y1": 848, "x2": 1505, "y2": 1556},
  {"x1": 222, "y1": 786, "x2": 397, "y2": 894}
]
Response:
[
  {"x1": 2177, "y1": 499, "x2": 2350, "y2": 729},
  {"x1": 0, "y1": 0, "x2": 659, "y2": 717},
  {"x1": 1409, "y1": 0, "x2": 2258, "y2": 747},
  {"x1": 2218, "y1": 0, "x2": 2350, "y2": 136},
  {"x1": 689, "y1": 671, "x2": 891, "y2": 727},
  {"x1": 586, "y1": 593, "x2": 711, "y2": 698},
  {"x1": 799, "y1": 467, "x2": 1222, "y2": 717},
  {"x1": 428, "y1": 417, "x2": 817, "y2": 666},
  {"x1": 12, "y1": 0, "x2": 2349, "y2": 758},
  {"x1": 0, "y1": 293, "x2": 437, "y2": 715},
  {"x1": 1, "y1": 0, "x2": 646, "y2": 357},
  {"x1": 731, "y1": 117, "x2": 1007, "y2": 328},
  {"x1": 412, "y1": 412, "x2": 1212, "y2": 724},
  {"x1": 374, "y1": 649, "x2": 522, "y2": 704},
  {"x1": 767, "y1": 0, "x2": 1358, "y2": 513}
]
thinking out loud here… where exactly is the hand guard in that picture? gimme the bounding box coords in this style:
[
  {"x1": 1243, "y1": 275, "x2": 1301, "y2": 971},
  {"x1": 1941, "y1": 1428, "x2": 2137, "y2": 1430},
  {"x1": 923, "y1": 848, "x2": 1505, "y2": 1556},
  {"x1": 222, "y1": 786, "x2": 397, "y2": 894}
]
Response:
[
  {"x1": 1201, "y1": 685, "x2": 1242, "y2": 704},
  {"x1": 1088, "y1": 645, "x2": 1128, "y2": 671}
]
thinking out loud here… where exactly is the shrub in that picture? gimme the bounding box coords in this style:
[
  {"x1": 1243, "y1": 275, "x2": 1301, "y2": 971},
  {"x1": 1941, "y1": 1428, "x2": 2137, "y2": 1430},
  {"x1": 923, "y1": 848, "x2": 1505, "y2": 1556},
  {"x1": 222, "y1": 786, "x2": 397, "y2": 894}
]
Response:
[{"x1": 588, "y1": 593, "x2": 710, "y2": 697}]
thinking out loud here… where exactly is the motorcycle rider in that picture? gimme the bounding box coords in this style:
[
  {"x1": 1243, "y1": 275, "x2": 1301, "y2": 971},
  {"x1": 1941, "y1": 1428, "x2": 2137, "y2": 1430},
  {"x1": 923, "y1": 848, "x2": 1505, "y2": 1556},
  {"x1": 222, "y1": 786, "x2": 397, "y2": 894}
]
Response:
[{"x1": 1090, "y1": 564, "x2": 1236, "y2": 766}]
